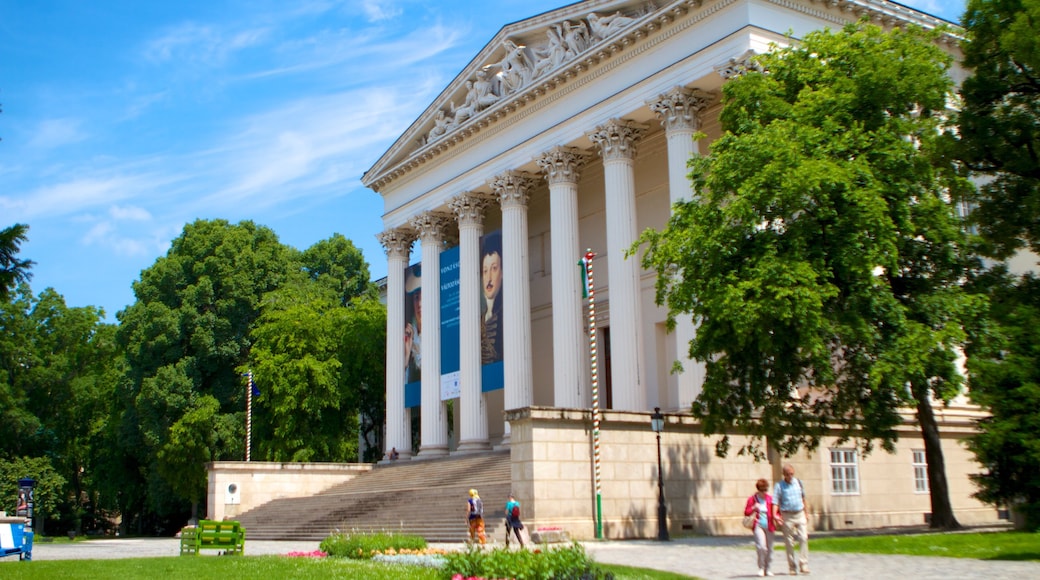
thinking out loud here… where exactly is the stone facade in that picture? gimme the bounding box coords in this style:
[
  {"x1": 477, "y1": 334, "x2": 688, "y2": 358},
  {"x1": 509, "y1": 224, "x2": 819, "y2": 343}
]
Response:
[
  {"x1": 507, "y1": 407, "x2": 999, "y2": 539},
  {"x1": 361, "y1": 0, "x2": 996, "y2": 539},
  {"x1": 206, "y1": 462, "x2": 371, "y2": 522}
]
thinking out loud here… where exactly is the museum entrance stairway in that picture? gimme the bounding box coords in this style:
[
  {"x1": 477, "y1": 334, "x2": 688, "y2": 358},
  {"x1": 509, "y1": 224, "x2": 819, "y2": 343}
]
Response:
[{"x1": 235, "y1": 450, "x2": 512, "y2": 542}]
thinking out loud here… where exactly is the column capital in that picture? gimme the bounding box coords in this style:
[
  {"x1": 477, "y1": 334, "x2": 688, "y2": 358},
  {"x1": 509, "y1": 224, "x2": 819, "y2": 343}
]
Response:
[
  {"x1": 714, "y1": 49, "x2": 761, "y2": 80},
  {"x1": 377, "y1": 227, "x2": 416, "y2": 259},
  {"x1": 648, "y1": 86, "x2": 714, "y2": 133},
  {"x1": 536, "y1": 146, "x2": 589, "y2": 186},
  {"x1": 489, "y1": 170, "x2": 538, "y2": 209},
  {"x1": 449, "y1": 192, "x2": 493, "y2": 227},
  {"x1": 410, "y1": 211, "x2": 454, "y2": 244},
  {"x1": 588, "y1": 118, "x2": 649, "y2": 161}
]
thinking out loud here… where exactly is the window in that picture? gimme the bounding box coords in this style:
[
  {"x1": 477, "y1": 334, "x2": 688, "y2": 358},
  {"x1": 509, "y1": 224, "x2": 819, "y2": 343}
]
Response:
[
  {"x1": 913, "y1": 449, "x2": 930, "y2": 493},
  {"x1": 830, "y1": 449, "x2": 859, "y2": 495}
]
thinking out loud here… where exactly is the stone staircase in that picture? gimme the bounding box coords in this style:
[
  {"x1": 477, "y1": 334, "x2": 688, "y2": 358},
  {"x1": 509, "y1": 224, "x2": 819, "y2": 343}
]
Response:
[{"x1": 236, "y1": 451, "x2": 512, "y2": 542}]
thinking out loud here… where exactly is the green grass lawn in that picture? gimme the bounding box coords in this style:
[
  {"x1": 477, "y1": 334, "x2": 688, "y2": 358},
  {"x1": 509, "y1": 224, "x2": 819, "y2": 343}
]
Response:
[
  {"x1": 0, "y1": 555, "x2": 698, "y2": 580},
  {"x1": 808, "y1": 531, "x2": 1040, "y2": 561}
]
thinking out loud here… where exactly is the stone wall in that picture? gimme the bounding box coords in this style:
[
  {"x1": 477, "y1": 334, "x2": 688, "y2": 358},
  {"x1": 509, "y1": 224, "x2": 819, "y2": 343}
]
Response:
[
  {"x1": 205, "y1": 461, "x2": 371, "y2": 521},
  {"x1": 506, "y1": 406, "x2": 1002, "y2": 540}
]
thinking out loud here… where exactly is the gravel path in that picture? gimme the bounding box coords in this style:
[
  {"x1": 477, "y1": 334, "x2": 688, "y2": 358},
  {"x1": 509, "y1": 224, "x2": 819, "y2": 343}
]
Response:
[{"x1": 4, "y1": 534, "x2": 1038, "y2": 580}]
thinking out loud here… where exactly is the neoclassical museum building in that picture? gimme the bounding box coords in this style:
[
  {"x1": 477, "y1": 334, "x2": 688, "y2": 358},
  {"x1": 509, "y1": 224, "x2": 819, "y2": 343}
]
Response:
[{"x1": 363, "y1": 0, "x2": 1002, "y2": 537}]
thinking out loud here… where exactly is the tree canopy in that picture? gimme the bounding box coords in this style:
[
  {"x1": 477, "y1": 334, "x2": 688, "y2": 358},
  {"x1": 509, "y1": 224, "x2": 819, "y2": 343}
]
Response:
[
  {"x1": 957, "y1": 0, "x2": 1040, "y2": 530},
  {"x1": 111, "y1": 219, "x2": 385, "y2": 529},
  {"x1": 0, "y1": 224, "x2": 34, "y2": 301},
  {"x1": 638, "y1": 21, "x2": 979, "y2": 529},
  {"x1": 958, "y1": 0, "x2": 1040, "y2": 259}
]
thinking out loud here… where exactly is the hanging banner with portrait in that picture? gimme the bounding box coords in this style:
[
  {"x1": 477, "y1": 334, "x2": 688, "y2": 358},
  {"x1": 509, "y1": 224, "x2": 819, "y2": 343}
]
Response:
[
  {"x1": 480, "y1": 230, "x2": 504, "y2": 392},
  {"x1": 404, "y1": 263, "x2": 422, "y2": 408}
]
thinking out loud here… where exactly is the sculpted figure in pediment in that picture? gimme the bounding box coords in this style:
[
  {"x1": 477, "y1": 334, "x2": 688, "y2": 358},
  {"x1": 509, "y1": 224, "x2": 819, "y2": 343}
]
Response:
[
  {"x1": 472, "y1": 69, "x2": 502, "y2": 109},
  {"x1": 533, "y1": 25, "x2": 569, "y2": 77},
  {"x1": 587, "y1": 11, "x2": 634, "y2": 41},
  {"x1": 429, "y1": 109, "x2": 452, "y2": 141},
  {"x1": 452, "y1": 80, "x2": 479, "y2": 124},
  {"x1": 489, "y1": 39, "x2": 534, "y2": 94},
  {"x1": 562, "y1": 20, "x2": 590, "y2": 56}
]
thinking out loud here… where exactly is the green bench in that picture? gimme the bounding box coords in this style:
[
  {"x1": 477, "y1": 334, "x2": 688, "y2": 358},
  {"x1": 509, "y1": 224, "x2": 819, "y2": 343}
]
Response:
[{"x1": 179, "y1": 520, "x2": 246, "y2": 556}]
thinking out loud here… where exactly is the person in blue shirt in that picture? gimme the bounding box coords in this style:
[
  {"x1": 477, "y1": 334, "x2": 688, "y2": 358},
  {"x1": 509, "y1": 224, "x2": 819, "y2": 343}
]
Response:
[
  {"x1": 504, "y1": 494, "x2": 525, "y2": 547},
  {"x1": 773, "y1": 464, "x2": 810, "y2": 575}
]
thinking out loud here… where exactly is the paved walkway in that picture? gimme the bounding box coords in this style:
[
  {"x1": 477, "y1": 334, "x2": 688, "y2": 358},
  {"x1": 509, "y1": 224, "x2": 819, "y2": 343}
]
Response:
[{"x1": 5, "y1": 535, "x2": 1038, "y2": 579}]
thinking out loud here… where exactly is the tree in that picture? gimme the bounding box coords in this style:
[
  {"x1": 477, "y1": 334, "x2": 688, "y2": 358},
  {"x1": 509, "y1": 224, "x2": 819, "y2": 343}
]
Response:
[
  {"x1": 247, "y1": 279, "x2": 357, "y2": 462},
  {"x1": 964, "y1": 270, "x2": 1040, "y2": 530},
  {"x1": 0, "y1": 283, "x2": 119, "y2": 533},
  {"x1": 116, "y1": 219, "x2": 299, "y2": 530},
  {"x1": 637, "y1": 21, "x2": 979, "y2": 529},
  {"x1": 0, "y1": 224, "x2": 34, "y2": 302},
  {"x1": 957, "y1": 0, "x2": 1040, "y2": 259},
  {"x1": 301, "y1": 233, "x2": 375, "y2": 305},
  {"x1": 247, "y1": 234, "x2": 385, "y2": 462}
]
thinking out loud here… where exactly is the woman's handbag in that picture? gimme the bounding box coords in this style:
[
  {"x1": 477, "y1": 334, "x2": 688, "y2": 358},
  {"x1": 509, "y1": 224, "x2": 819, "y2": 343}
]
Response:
[{"x1": 741, "y1": 513, "x2": 756, "y2": 529}]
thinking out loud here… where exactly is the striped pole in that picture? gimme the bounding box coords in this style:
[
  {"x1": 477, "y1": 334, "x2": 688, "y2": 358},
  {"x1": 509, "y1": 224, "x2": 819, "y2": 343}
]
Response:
[
  {"x1": 582, "y1": 250, "x2": 603, "y2": 539},
  {"x1": 245, "y1": 370, "x2": 253, "y2": 462}
]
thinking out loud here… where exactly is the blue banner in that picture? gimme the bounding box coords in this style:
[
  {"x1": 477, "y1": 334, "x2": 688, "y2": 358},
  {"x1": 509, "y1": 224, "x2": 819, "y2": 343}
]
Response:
[{"x1": 440, "y1": 245, "x2": 461, "y2": 400}]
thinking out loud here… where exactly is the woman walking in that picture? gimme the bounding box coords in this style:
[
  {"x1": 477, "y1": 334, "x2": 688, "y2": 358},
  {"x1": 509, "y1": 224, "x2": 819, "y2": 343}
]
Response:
[
  {"x1": 466, "y1": 489, "x2": 487, "y2": 545},
  {"x1": 744, "y1": 478, "x2": 777, "y2": 576}
]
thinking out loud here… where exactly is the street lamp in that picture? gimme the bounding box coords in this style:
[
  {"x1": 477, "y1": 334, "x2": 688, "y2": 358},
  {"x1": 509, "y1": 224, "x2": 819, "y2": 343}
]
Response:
[{"x1": 650, "y1": 407, "x2": 669, "y2": 541}]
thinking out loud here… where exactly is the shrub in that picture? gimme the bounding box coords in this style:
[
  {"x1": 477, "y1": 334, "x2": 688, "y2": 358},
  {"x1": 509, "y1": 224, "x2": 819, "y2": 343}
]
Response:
[
  {"x1": 320, "y1": 531, "x2": 428, "y2": 559},
  {"x1": 440, "y1": 542, "x2": 614, "y2": 580}
]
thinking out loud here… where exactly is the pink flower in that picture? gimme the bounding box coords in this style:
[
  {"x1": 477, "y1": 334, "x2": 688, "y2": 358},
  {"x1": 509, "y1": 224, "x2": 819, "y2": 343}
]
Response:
[{"x1": 284, "y1": 550, "x2": 327, "y2": 558}]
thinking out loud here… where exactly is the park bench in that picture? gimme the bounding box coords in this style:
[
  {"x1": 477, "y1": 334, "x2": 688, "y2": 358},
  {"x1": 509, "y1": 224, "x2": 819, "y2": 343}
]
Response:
[
  {"x1": 0, "y1": 517, "x2": 34, "y2": 561},
  {"x1": 179, "y1": 519, "x2": 246, "y2": 556}
]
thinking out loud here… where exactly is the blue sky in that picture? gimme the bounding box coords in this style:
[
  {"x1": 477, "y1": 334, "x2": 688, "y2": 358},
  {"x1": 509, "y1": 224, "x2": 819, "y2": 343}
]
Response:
[{"x1": 1, "y1": 0, "x2": 965, "y2": 321}]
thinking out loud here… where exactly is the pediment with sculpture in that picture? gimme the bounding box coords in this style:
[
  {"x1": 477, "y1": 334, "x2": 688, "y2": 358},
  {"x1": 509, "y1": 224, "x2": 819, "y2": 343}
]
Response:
[{"x1": 424, "y1": 6, "x2": 655, "y2": 146}]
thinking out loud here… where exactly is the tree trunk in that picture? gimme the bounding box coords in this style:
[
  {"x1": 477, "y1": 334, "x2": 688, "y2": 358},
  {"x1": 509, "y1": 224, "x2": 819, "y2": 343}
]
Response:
[{"x1": 914, "y1": 387, "x2": 961, "y2": 530}]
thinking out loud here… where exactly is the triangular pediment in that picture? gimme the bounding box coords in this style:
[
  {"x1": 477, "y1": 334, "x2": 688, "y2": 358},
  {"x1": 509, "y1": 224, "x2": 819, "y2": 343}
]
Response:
[
  {"x1": 363, "y1": 0, "x2": 666, "y2": 191},
  {"x1": 362, "y1": 0, "x2": 961, "y2": 192}
]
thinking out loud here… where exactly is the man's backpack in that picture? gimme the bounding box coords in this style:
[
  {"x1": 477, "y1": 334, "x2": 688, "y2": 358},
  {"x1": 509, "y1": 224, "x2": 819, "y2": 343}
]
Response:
[
  {"x1": 472, "y1": 498, "x2": 483, "y2": 517},
  {"x1": 511, "y1": 505, "x2": 520, "y2": 519}
]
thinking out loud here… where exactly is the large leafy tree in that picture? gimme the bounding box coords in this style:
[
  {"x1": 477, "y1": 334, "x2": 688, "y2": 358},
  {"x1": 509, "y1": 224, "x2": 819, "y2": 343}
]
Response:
[
  {"x1": 116, "y1": 219, "x2": 299, "y2": 529},
  {"x1": 0, "y1": 283, "x2": 119, "y2": 533},
  {"x1": 958, "y1": 0, "x2": 1040, "y2": 259},
  {"x1": 964, "y1": 270, "x2": 1040, "y2": 529},
  {"x1": 247, "y1": 234, "x2": 385, "y2": 463},
  {"x1": 956, "y1": 0, "x2": 1040, "y2": 529},
  {"x1": 0, "y1": 224, "x2": 34, "y2": 301},
  {"x1": 638, "y1": 22, "x2": 979, "y2": 529}
]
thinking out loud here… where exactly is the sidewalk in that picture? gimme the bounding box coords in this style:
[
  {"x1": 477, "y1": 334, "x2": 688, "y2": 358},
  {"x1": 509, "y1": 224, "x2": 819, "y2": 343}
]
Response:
[{"x1": 6, "y1": 535, "x2": 1039, "y2": 580}]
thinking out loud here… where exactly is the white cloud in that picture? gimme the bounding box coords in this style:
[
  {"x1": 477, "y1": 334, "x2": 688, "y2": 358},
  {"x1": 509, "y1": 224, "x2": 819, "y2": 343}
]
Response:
[
  {"x1": 144, "y1": 22, "x2": 270, "y2": 66},
  {"x1": 81, "y1": 220, "x2": 172, "y2": 257},
  {"x1": 109, "y1": 205, "x2": 153, "y2": 221},
  {"x1": 0, "y1": 177, "x2": 138, "y2": 220},
  {"x1": 191, "y1": 83, "x2": 429, "y2": 212},
  {"x1": 358, "y1": 0, "x2": 402, "y2": 22},
  {"x1": 27, "y1": 118, "x2": 87, "y2": 149}
]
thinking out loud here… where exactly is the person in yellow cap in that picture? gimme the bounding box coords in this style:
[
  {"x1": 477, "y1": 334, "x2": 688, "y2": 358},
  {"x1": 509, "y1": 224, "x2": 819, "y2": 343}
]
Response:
[{"x1": 466, "y1": 489, "x2": 486, "y2": 544}]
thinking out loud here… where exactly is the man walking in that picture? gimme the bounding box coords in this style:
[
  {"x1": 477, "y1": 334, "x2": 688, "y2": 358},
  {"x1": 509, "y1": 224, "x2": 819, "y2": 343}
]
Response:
[{"x1": 773, "y1": 464, "x2": 809, "y2": 575}]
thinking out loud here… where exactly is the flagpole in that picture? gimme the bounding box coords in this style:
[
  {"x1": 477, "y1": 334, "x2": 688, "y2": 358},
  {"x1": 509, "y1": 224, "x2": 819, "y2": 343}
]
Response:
[
  {"x1": 245, "y1": 370, "x2": 253, "y2": 462},
  {"x1": 582, "y1": 250, "x2": 603, "y2": 539}
]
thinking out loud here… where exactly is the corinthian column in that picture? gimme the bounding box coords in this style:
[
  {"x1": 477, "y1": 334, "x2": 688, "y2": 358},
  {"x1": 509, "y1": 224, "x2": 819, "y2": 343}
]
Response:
[
  {"x1": 411, "y1": 211, "x2": 452, "y2": 458},
  {"x1": 536, "y1": 146, "x2": 589, "y2": 409},
  {"x1": 588, "y1": 118, "x2": 649, "y2": 412},
  {"x1": 449, "y1": 193, "x2": 492, "y2": 453},
  {"x1": 489, "y1": 170, "x2": 537, "y2": 442},
  {"x1": 377, "y1": 227, "x2": 416, "y2": 459},
  {"x1": 648, "y1": 87, "x2": 712, "y2": 410}
]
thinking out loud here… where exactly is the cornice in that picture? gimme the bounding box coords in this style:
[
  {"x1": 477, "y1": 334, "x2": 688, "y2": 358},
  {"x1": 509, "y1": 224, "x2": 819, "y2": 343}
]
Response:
[{"x1": 364, "y1": 0, "x2": 963, "y2": 194}]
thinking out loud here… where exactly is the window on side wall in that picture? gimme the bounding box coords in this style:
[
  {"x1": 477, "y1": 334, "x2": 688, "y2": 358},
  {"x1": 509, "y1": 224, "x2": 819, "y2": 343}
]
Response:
[
  {"x1": 829, "y1": 448, "x2": 859, "y2": 495},
  {"x1": 913, "y1": 449, "x2": 930, "y2": 493}
]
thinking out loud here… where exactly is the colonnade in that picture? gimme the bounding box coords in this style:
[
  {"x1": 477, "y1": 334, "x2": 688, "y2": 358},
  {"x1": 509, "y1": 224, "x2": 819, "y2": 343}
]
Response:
[{"x1": 378, "y1": 86, "x2": 712, "y2": 458}]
